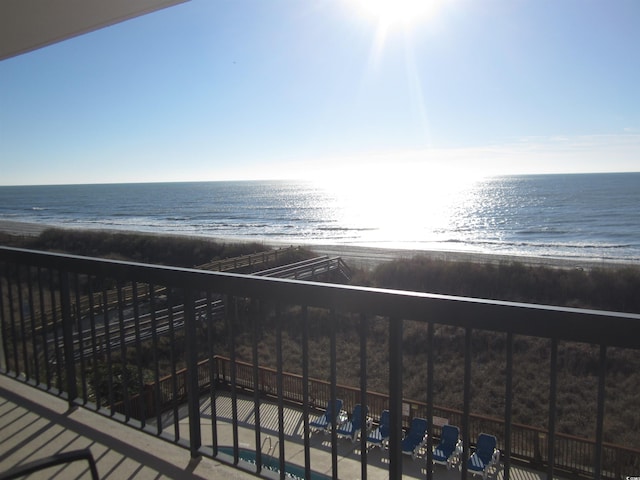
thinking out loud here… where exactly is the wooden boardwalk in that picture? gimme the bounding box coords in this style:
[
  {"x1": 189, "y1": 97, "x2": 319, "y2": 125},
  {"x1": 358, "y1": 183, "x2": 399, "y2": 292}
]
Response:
[{"x1": 48, "y1": 254, "x2": 350, "y2": 358}]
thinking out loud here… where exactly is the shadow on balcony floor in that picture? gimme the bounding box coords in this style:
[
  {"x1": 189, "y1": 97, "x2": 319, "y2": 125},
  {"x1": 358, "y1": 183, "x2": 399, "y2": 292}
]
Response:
[{"x1": 0, "y1": 375, "x2": 253, "y2": 479}]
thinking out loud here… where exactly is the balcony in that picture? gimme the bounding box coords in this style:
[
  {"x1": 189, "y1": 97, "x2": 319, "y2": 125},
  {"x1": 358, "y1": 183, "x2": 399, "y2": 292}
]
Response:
[{"x1": 1, "y1": 245, "x2": 640, "y2": 479}]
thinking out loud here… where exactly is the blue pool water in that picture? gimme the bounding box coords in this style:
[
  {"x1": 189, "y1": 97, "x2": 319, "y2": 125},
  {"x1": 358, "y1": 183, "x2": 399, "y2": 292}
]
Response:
[{"x1": 217, "y1": 446, "x2": 332, "y2": 480}]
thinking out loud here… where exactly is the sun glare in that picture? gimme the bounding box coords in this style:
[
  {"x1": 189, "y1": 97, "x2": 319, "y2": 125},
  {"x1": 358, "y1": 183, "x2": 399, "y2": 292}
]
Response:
[
  {"x1": 310, "y1": 160, "x2": 485, "y2": 248},
  {"x1": 353, "y1": 0, "x2": 443, "y2": 29}
]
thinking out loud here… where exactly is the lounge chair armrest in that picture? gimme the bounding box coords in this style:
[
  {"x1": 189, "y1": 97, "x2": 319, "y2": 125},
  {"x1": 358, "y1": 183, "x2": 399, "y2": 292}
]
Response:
[{"x1": 454, "y1": 439, "x2": 463, "y2": 456}]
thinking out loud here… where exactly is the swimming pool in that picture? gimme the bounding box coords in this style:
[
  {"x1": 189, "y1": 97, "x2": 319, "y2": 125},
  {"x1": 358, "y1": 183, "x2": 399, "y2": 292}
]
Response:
[{"x1": 217, "y1": 446, "x2": 332, "y2": 480}]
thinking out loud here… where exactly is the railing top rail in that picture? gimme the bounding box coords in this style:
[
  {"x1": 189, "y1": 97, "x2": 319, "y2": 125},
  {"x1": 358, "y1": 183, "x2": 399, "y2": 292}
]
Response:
[{"x1": 2, "y1": 246, "x2": 640, "y2": 349}]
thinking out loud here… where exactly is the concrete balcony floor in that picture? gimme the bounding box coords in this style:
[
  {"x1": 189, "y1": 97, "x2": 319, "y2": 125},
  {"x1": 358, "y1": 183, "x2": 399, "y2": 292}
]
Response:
[
  {"x1": 0, "y1": 375, "x2": 252, "y2": 479},
  {"x1": 1, "y1": 375, "x2": 563, "y2": 479}
]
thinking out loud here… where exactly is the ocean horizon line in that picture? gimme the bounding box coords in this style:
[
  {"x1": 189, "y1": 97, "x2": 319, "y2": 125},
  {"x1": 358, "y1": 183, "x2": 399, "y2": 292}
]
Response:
[{"x1": 2, "y1": 169, "x2": 640, "y2": 188}]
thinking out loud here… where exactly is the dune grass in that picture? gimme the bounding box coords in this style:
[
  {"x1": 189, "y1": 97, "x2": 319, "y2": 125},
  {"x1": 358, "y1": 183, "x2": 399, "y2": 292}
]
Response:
[
  {"x1": 369, "y1": 254, "x2": 640, "y2": 312},
  {"x1": 21, "y1": 228, "x2": 270, "y2": 266}
]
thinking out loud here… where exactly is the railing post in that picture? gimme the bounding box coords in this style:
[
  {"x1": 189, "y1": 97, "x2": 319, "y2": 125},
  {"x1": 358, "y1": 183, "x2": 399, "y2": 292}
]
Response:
[
  {"x1": 547, "y1": 338, "x2": 558, "y2": 479},
  {"x1": 228, "y1": 296, "x2": 240, "y2": 464},
  {"x1": 504, "y1": 332, "x2": 514, "y2": 480},
  {"x1": 594, "y1": 344, "x2": 607, "y2": 480},
  {"x1": 115, "y1": 281, "x2": 131, "y2": 421},
  {"x1": 359, "y1": 313, "x2": 368, "y2": 480},
  {"x1": 461, "y1": 327, "x2": 472, "y2": 479},
  {"x1": 0, "y1": 274, "x2": 6, "y2": 372},
  {"x1": 251, "y1": 299, "x2": 262, "y2": 473},
  {"x1": 206, "y1": 293, "x2": 219, "y2": 455},
  {"x1": 59, "y1": 271, "x2": 78, "y2": 407},
  {"x1": 389, "y1": 316, "x2": 403, "y2": 479},
  {"x1": 275, "y1": 304, "x2": 286, "y2": 474},
  {"x1": 6, "y1": 267, "x2": 20, "y2": 377},
  {"x1": 425, "y1": 321, "x2": 434, "y2": 480},
  {"x1": 330, "y1": 309, "x2": 339, "y2": 479},
  {"x1": 184, "y1": 290, "x2": 202, "y2": 457},
  {"x1": 302, "y1": 305, "x2": 311, "y2": 480}
]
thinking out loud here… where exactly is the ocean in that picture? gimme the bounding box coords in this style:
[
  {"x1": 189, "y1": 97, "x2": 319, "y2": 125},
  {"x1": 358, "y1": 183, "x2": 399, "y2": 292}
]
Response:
[{"x1": 1, "y1": 172, "x2": 639, "y2": 263}]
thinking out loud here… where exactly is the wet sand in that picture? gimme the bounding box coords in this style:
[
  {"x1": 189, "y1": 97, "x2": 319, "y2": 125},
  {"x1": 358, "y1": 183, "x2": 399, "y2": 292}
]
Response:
[{"x1": 0, "y1": 219, "x2": 635, "y2": 271}]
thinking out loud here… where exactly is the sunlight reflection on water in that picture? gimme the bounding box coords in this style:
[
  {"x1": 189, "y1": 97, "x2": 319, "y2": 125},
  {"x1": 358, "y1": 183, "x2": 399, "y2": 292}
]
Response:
[{"x1": 314, "y1": 168, "x2": 483, "y2": 247}]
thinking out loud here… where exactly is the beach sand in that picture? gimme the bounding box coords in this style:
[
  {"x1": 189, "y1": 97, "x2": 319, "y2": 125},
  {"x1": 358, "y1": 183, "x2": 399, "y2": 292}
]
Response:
[
  {"x1": 0, "y1": 219, "x2": 634, "y2": 271},
  {"x1": 0, "y1": 219, "x2": 53, "y2": 237}
]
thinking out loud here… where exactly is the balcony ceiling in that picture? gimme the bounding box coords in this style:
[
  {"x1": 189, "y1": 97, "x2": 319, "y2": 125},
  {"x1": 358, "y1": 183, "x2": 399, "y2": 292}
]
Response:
[{"x1": 0, "y1": 0, "x2": 188, "y2": 61}]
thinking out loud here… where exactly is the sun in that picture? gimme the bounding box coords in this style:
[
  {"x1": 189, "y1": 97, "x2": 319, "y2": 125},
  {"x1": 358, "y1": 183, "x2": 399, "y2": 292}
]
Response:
[{"x1": 353, "y1": 0, "x2": 444, "y2": 29}]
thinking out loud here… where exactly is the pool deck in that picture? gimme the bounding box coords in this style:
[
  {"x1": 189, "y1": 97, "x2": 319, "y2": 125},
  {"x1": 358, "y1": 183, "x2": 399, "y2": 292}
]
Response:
[
  {"x1": 168, "y1": 390, "x2": 561, "y2": 480},
  {"x1": 0, "y1": 375, "x2": 562, "y2": 479}
]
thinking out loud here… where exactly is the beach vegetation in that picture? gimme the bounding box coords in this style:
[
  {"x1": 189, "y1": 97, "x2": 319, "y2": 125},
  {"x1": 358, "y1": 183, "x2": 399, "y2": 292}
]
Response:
[
  {"x1": 13, "y1": 228, "x2": 314, "y2": 270},
  {"x1": 22, "y1": 228, "x2": 269, "y2": 267},
  {"x1": 369, "y1": 255, "x2": 640, "y2": 313}
]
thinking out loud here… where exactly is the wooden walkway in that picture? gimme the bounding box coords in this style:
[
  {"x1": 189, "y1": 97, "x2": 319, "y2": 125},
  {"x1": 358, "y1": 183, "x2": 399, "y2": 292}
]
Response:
[
  {"x1": 197, "y1": 247, "x2": 296, "y2": 273},
  {"x1": 254, "y1": 255, "x2": 351, "y2": 281},
  {"x1": 49, "y1": 254, "x2": 350, "y2": 358}
]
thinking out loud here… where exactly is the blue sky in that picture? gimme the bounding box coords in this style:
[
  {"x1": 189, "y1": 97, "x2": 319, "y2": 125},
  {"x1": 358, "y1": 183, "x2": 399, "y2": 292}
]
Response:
[{"x1": 1, "y1": 0, "x2": 639, "y2": 186}]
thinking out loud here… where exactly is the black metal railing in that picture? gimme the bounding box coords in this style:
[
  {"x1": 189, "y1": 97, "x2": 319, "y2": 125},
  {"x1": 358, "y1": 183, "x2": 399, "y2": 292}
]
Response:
[{"x1": 1, "y1": 245, "x2": 640, "y2": 480}]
